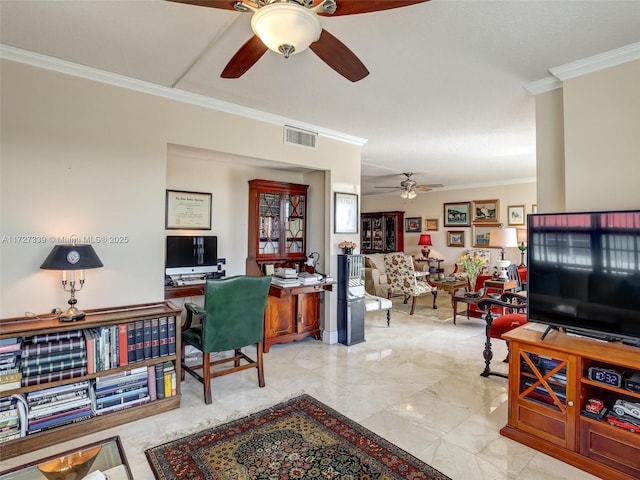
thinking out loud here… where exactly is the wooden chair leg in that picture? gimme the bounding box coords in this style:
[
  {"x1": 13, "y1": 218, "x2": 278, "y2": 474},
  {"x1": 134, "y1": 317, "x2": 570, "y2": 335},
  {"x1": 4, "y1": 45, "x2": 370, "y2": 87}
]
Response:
[
  {"x1": 431, "y1": 290, "x2": 438, "y2": 309},
  {"x1": 410, "y1": 296, "x2": 417, "y2": 315},
  {"x1": 203, "y1": 352, "x2": 212, "y2": 405},
  {"x1": 234, "y1": 348, "x2": 241, "y2": 368},
  {"x1": 180, "y1": 342, "x2": 186, "y2": 381},
  {"x1": 257, "y1": 342, "x2": 265, "y2": 388}
]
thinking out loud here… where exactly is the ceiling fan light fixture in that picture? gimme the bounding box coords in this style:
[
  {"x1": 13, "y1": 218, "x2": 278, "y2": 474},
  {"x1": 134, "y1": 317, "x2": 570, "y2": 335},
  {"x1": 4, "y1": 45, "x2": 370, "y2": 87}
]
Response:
[
  {"x1": 407, "y1": 190, "x2": 417, "y2": 199},
  {"x1": 251, "y1": 3, "x2": 321, "y2": 58}
]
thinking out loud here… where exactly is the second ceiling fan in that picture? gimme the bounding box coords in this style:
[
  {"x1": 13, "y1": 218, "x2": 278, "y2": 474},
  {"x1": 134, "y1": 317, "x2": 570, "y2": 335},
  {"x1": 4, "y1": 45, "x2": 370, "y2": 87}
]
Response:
[
  {"x1": 375, "y1": 172, "x2": 443, "y2": 199},
  {"x1": 168, "y1": 0, "x2": 429, "y2": 82}
]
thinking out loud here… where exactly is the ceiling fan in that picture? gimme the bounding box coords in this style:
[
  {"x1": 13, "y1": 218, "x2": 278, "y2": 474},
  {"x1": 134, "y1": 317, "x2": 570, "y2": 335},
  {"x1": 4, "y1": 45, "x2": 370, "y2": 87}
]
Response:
[
  {"x1": 168, "y1": 0, "x2": 429, "y2": 82},
  {"x1": 375, "y1": 172, "x2": 443, "y2": 199}
]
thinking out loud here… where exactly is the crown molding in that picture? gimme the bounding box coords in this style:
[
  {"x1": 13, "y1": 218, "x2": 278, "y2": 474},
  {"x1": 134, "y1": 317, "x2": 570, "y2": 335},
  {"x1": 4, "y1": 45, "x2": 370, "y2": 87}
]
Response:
[
  {"x1": 524, "y1": 76, "x2": 563, "y2": 95},
  {"x1": 0, "y1": 44, "x2": 367, "y2": 146},
  {"x1": 550, "y1": 41, "x2": 640, "y2": 81},
  {"x1": 524, "y1": 42, "x2": 640, "y2": 95}
]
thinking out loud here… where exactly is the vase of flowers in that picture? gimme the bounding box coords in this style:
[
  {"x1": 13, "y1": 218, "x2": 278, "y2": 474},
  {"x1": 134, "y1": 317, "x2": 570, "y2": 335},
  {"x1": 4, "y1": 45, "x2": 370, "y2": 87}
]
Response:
[
  {"x1": 339, "y1": 241, "x2": 357, "y2": 255},
  {"x1": 457, "y1": 252, "x2": 488, "y2": 293}
]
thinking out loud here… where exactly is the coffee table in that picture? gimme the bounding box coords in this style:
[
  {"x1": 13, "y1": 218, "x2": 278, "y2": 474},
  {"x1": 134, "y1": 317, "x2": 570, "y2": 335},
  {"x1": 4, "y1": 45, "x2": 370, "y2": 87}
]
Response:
[
  {"x1": 429, "y1": 279, "x2": 468, "y2": 307},
  {"x1": 0, "y1": 436, "x2": 132, "y2": 480}
]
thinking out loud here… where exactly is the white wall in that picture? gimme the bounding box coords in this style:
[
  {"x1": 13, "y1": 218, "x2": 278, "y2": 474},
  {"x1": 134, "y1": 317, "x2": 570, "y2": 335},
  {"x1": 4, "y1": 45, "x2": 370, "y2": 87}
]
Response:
[
  {"x1": 533, "y1": 59, "x2": 640, "y2": 213},
  {"x1": 362, "y1": 182, "x2": 537, "y2": 272},
  {"x1": 562, "y1": 59, "x2": 640, "y2": 211},
  {"x1": 0, "y1": 57, "x2": 362, "y2": 340}
]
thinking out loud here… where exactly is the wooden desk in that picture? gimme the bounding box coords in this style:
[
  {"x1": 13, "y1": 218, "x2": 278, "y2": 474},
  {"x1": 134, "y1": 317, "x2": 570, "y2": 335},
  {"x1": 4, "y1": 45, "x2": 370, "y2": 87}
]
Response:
[
  {"x1": 264, "y1": 281, "x2": 334, "y2": 352},
  {"x1": 165, "y1": 284, "x2": 205, "y2": 299}
]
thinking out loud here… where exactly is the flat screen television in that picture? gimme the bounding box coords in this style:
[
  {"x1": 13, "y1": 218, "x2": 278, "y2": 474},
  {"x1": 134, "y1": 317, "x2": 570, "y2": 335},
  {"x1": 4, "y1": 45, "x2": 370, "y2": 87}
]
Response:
[
  {"x1": 527, "y1": 210, "x2": 640, "y2": 343},
  {"x1": 165, "y1": 235, "x2": 217, "y2": 276}
]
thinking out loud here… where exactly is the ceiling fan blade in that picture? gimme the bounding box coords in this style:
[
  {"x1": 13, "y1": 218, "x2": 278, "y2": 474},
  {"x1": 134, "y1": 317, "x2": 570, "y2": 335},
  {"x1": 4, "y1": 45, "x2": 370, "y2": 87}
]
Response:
[
  {"x1": 165, "y1": 0, "x2": 243, "y2": 12},
  {"x1": 221, "y1": 35, "x2": 268, "y2": 78},
  {"x1": 310, "y1": 30, "x2": 369, "y2": 82},
  {"x1": 327, "y1": 0, "x2": 429, "y2": 16},
  {"x1": 415, "y1": 183, "x2": 444, "y2": 191}
]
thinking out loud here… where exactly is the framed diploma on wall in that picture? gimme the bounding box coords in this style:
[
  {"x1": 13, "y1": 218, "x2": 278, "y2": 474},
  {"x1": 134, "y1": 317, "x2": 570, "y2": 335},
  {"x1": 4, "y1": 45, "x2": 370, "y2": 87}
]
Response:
[{"x1": 165, "y1": 190, "x2": 212, "y2": 230}]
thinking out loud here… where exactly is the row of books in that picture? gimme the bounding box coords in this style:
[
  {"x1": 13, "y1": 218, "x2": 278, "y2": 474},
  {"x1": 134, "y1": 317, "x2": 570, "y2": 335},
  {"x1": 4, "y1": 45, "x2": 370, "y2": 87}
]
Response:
[
  {"x1": 0, "y1": 338, "x2": 22, "y2": 392},
  {"x1": 20, "y1": 331, "x2": 88, "y2": 387},
  {"x1": 0, "y1": 395, "x2": 26, "y2": 443},
  {"x1": 0, "y1": 316, "x2": 178, "y2": 390},
  {"x1": 1, "y1": 361, "x2": 177, "y2": 439}
]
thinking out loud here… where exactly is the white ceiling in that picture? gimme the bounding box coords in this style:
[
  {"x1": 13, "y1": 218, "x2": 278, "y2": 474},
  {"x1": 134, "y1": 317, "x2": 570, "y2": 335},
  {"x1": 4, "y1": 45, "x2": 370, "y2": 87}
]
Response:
[{"x1": 2, "y1": 0, "x2": 639, "y2": 195}]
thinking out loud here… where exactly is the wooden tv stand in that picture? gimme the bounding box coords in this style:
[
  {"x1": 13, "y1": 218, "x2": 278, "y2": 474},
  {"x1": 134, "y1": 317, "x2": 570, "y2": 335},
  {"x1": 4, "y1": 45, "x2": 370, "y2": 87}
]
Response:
[{"x1": 502, "y1": 326, "x2": 640, "y2": 479}]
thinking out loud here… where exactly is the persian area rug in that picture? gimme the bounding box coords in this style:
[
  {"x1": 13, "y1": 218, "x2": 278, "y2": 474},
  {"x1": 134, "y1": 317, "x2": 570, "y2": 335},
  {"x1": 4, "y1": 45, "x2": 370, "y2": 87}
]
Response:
[{"x1": 145, "y1": 394, "x2": 451, "y2": 480}]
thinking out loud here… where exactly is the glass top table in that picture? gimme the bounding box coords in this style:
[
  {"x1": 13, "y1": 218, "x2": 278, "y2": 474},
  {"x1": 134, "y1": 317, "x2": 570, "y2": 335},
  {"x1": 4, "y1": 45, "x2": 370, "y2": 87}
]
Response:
[{"x1": 0, "y1": 436, "x2": 132, "y2": 480}]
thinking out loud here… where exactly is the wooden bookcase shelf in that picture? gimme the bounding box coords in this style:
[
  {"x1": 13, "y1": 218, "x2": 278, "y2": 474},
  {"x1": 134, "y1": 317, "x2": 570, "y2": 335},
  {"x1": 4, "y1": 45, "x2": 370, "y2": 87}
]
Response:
[
  {"x1": 0, "y1": 302, "x2": 182, "y2": 459},
  {"x1": 502, "y1": 326, "x2": 640, "y2": 480}
]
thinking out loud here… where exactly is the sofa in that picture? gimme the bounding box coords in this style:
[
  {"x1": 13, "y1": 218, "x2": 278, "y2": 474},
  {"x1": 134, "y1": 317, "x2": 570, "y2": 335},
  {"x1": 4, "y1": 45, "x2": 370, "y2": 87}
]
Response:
[{"x1": 364, "y1": 253, "x2": 389, "y2": 298}]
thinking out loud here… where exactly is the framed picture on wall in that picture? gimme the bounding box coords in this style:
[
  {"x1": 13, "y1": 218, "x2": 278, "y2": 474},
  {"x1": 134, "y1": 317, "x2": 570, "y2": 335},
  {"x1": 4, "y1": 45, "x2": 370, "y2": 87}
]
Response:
[
  {"x1": 165, "y1": 190, "x2": 212, "y2": 230},
  {"x1": 425, "y1": 218, "x2": 438, "y2": 231},
  {"x1": 444, "y1": 202, "x2": 471, "y2": 227},
  {"x1": 447, "y1": 230, "x2": 465, "y2": 247},
  {"x1": 334, "y1": 192, "x2": 358, "y2": 234},
  {"x1": 507, "y1": 205, "x2": 526, "y2": 226},
  {"x1": 472, "y1": 199, "x2": 500, "y2": 223},
  {"x1": 472, "y1": 223, "x2": 501, "y2": 248},
  {"x1": 405, "y1": 217, "x2": 422, "y2": 233}
]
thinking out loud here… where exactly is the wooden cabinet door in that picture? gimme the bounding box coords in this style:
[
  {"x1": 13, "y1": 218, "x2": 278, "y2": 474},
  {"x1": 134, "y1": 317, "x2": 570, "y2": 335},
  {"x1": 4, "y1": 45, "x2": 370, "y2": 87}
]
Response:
[
  {"x1": 296, "y1": 293, "x2": 320, "y2": 333},
  {"x1": 509, "y1": 342, "x2": 576, "y2": 449},
  {"x1": 264, "y1": 295, "x2": 295, "y2": 340}
]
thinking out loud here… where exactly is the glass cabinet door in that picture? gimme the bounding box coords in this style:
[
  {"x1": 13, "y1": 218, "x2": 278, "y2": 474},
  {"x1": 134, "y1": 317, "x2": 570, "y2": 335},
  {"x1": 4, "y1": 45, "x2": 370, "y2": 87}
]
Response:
[
  {"x1": 384, "y1": 216, "x2": 397, "y2": 251},
  {"x1": 285, "y1": 193, "x2": 305, "y2": 254},
  {"x1": 519, "y1": 351, "x2": 568, "y2": 412},
  {"x1": 361, "y1": 218, "x2": 372, "y2": 251},
  {"x1": 259, "y1": 192, "x2": 280, "y2": 255},
  {"x1": 372, "y1": 217, "x2": 384, "y2": 251}
]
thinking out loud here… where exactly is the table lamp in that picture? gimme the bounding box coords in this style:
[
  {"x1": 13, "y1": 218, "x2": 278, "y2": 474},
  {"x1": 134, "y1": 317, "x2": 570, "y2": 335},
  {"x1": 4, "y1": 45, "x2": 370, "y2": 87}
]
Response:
[
  {"x1": 517, "y1": 228, "x2": 527, "y2": 267},
  {"x1": 418, "y1": 234, "x2": 432, "y2": 259},
  {"x1": 40, "y1": 244, "x2": 103, "y2": 322},
  {"x1": 489, "y1": 227, "x2": 517, "y2": 280}
]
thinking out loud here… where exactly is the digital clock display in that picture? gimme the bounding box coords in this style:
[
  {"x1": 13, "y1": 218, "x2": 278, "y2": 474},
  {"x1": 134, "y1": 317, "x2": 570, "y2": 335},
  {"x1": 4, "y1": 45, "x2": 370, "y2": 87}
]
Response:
[{"x1": 588, "y1": 367, "x2": 623, "y2": 387}]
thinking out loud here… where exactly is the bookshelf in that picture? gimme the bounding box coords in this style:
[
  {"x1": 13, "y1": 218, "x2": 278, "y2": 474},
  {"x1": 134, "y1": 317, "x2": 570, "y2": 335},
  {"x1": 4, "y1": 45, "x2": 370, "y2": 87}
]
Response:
[{"x1": 0, "y1": 302, "x2": 182, "y2": 459}]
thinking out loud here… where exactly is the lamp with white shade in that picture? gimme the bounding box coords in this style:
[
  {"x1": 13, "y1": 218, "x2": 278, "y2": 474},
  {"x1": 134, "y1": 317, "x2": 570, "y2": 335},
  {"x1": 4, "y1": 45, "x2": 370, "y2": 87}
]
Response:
[{"x1": 488, "y1": 227, "x2": 518, "y2": 280}]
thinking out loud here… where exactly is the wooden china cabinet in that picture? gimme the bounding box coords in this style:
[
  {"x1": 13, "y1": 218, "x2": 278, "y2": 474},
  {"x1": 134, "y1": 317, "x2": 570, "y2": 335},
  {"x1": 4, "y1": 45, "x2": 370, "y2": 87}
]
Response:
[
  {"x1": 360, "y1": 211, "x2": 404, "y2": 254},
  {"x1": 246, "y1": 179, "x2": 332, "y2": 352}
]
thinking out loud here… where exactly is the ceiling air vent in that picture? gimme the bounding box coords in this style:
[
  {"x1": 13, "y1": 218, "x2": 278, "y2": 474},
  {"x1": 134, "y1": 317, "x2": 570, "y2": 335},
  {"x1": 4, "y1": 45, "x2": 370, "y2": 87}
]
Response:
[{"x1": 284, "y1": 126, "x2": 317, "y2": 148}]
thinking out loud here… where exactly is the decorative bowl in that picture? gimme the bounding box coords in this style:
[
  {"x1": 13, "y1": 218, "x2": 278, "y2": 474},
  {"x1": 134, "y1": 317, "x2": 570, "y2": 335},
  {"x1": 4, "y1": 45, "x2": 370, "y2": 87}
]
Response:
[{"x1": 37, "y1": 446, "x2": 101, "y2": 480}]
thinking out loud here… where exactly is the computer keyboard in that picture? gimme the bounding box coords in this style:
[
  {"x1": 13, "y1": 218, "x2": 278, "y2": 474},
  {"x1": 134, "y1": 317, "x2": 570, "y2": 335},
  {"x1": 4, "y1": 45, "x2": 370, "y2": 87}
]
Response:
[{"x1": 179, "y1": 279, "x2": 206, "y2": 285}]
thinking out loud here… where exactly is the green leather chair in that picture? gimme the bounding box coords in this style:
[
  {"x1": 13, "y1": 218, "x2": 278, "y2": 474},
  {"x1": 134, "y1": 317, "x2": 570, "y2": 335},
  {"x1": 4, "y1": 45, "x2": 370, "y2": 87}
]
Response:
[{"x1": 181, "y1": 275, "x2": 271, "y2": 404}]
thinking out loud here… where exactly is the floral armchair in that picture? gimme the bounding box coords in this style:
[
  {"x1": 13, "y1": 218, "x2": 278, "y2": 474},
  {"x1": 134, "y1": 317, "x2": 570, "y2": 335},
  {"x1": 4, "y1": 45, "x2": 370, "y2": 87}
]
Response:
[{"x1": 383, "y1": 252, "x2": 438, "y2": 315}]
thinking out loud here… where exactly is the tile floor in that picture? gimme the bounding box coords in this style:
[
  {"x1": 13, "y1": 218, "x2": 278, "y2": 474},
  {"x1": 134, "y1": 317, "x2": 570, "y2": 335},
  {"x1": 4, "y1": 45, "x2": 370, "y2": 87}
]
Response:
[{"x1": 2, "y1": 295, "x2": 600, "y2": 480}]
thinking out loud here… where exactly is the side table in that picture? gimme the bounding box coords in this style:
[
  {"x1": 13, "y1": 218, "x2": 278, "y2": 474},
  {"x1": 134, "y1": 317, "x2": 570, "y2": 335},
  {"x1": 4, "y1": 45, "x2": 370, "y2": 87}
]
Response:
[{"x1": 430, "y1": 279, "x2": 468, "y2": 307}]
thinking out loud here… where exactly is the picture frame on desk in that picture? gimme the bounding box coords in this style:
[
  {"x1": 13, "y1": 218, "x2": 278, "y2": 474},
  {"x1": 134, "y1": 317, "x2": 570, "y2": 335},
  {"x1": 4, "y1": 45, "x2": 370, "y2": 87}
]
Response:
[{"x1": 165, "y1": 190, "x2": 212, "y2": 230}]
